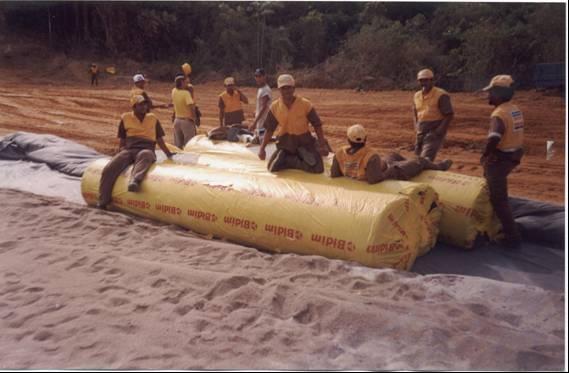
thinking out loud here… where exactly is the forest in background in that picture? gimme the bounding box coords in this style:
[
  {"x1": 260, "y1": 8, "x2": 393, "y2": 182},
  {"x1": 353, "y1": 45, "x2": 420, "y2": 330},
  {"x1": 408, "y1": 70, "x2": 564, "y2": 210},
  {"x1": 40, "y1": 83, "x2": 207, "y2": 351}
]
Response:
[{"x1": 0, "y1": 2, "x2": 565, "y2": 90}]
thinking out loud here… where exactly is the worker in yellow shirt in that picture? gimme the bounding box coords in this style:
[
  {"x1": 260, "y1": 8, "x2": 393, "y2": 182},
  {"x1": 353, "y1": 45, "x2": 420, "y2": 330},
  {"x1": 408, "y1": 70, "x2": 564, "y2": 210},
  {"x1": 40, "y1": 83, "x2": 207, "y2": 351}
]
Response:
[
  {"x1": 331, "y1": 124, "x2": 452, "y2": 183},
  {"x1": 181, "y1": 62, "x2": 201, "y2": 127},
  {"x1": 259, "y1": 74, "x2": 329, "y2": 173},
  {"x1": 481, "y1": 75, "x2": 524, "y2": 248},
  {"x1": 130, "y1": 74, "x2": 170, "y2": 110},
  {"x1": 98, "y1": 95, "x2": 174, "y2": 209},
  {"x1": 413, "y1": 68, "x2": 454, "y2": 161},
  {"x1": 171, "y1": 74, "x2": 197, "y2": 149},
  {"x1": 89, "y1": 63, "x2": 99, "y2": 86},
  {"x1": 219, "y1": 77, "x2": 248, "y2": 127}
]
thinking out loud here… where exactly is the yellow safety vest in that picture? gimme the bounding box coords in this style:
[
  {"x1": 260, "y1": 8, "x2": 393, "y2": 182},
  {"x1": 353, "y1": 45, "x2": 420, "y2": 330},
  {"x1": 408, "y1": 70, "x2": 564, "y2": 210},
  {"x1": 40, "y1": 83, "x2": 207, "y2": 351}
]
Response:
[
  {"x1": 335, "y1": 145, "x2": 382, "y2": 181},
  {"x1": 491, "y1": 102, "x2": 524, "y2": 151},
  {"x1": 270, "y1": 96, "x2": 313, "y2": 136},
  {"x1": 121, "y1": 112, "x2": 158, "y2": 142},
  {"x1": 219, "y1": 91, "x2": 243, "y2": 113},
  {"x1": 414, "y1": 87, "x2": 448, "y2": 122}
]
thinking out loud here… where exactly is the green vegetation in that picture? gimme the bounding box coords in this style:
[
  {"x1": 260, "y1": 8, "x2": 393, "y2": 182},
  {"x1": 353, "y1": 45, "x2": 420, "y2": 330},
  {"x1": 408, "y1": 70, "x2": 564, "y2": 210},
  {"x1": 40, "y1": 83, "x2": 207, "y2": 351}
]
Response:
[{"x1": 0, "y1": 2, "x2": 564, "y2": 89}]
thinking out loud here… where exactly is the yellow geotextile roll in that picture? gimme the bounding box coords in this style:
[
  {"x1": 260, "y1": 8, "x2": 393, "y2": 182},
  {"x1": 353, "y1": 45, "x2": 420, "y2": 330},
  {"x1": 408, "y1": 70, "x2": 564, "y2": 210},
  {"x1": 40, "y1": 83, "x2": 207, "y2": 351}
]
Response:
[
  {"x1": 82, "y1": 158, "x2": 425, "y2": 270},
  {"x1": 182, "y1": 136, "x2": 440, "y2": 255},
  {"x1": 411, "y1": 171, "x2": 499, "y2": 248},
  {"x1": 184, "y1": 136, "x2": 498, "y2": 249}
]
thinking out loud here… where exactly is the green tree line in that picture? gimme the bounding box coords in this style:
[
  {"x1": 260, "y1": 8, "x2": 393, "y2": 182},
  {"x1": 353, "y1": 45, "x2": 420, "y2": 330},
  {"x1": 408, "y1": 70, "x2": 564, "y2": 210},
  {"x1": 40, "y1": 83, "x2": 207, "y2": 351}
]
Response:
[{"x1": 0, "y1": 1, "x2": 564, "y2": 90}]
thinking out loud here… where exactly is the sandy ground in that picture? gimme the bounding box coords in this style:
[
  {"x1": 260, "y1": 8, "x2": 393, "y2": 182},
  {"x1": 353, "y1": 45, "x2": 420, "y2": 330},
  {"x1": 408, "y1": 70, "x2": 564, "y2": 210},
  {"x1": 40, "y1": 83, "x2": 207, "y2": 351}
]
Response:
[
  {"x1": 0, "y1": 189, "x2": 565, "y2": 370},
  {"x1": 0, "y1": 68, "x2": 565, "y2": 204}
]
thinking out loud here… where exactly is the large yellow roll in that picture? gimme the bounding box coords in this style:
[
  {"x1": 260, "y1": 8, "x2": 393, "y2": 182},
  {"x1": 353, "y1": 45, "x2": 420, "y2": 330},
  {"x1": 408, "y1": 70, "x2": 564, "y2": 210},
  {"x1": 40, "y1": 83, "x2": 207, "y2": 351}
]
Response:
[
  {"x1": 183, "y1": 135, "x2": 498, "y2": 249},
  {"x1": 82, "y1": 158, "x2": 434, "y2": 270}
]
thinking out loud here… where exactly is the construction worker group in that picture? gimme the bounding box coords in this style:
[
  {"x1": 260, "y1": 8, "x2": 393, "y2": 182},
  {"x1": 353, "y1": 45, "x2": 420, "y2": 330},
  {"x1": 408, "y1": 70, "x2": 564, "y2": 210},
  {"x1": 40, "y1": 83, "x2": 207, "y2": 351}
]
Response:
[{"x1": 98, "y1": 65, "x2": 524, "y2": 249}]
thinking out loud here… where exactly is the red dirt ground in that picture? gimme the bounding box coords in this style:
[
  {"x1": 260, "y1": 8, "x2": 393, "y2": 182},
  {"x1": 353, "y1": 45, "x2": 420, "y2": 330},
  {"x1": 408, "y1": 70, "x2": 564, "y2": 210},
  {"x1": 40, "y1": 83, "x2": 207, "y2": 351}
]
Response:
[{"x1": 0, "y1": 68, "x2": 565, "y2": 204}]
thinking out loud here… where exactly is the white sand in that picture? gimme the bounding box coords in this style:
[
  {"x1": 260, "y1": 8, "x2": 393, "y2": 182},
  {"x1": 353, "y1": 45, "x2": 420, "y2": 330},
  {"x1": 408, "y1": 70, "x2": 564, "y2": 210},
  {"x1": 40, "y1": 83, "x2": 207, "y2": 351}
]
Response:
[{"x1": 0, "y1": 188, "x2": 565, "y2": 370}]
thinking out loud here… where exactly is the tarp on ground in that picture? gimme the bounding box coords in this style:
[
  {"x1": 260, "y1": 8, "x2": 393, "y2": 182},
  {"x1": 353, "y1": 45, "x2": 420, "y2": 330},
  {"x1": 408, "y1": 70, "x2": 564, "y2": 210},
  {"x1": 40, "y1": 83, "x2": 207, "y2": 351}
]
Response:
[{"x1": 0, "y1": 131, "x2": 104, "y2": 177}]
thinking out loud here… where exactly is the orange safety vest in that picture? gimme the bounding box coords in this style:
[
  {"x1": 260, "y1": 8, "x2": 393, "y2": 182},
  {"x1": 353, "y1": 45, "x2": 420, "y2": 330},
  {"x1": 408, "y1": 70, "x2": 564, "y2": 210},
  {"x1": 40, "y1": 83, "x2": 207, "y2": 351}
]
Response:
[
  {"x1": 335, "y1": 145, "x2": 382, "y2": 181},
  {"x1": 269, "y1": 96, "x2": 314, "y2": 136},
  {"x1": 121, "y1": 112, "x2": 158, "y2": 142},
  {"x1": 219, "y1": 91, "x2": 243, "y2": 113},
  {"x1": 414, "y1": 87, "x2": 448, "y2": 122},
  {"x1": 491, "y1": 102, "x2": 524, "y2": 151}
]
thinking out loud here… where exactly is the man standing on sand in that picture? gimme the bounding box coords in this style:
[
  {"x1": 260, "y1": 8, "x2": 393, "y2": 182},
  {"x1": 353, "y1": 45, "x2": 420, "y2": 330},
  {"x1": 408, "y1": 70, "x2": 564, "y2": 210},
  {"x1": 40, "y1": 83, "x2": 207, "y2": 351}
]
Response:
[
  {"x1": 481, "y1": 75, "x2": 524, "y2": 248},
  {"x1": 98, "y1": 96, "x2": 174, "y2": 209},
  {"x1": 259, "y1": 74, "x2": 329, "y2": 173},
  {"x1": 89, "y1": 63, "x2": 99, "y2": 86},
  {"x1": 412, "y1": 68, "x2": 454, "y2": 161},
  {"x1": 331, "y1": 124, "x2": 452, "y2": 183},
  {"x1": 219, "y1": 77, "x2": 249, "y2": 127},
  {"x1": 249, "y1": 68, "x2": 272, "y2": 144},
  {"x1": 181, "y1": 62, "x2": 201, "y2": 127},
  {"x1": 172, "y1": 74, "x2": 197, "y2": 149}
]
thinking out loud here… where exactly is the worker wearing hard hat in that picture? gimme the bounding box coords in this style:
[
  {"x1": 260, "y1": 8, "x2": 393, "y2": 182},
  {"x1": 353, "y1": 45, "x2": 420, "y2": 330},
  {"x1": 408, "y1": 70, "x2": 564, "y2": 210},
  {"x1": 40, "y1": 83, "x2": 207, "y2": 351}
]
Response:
[
  {"x1": 412, "y1": 68, "x2": 454, "y2": 161},
  {"x1": 171, "y1": 74, "x2": 197, "y2": 149},
  {"x1": 181, "y1": 62, "x2": 201, "y2": 127},
  {"x1": 219, "y1": 77, "x2": 249, "y2": 127},
  {"x1": 481, "y1": 75, "x2": 524, "y2": 248},
  {"x1": 331, "y1": 124, "x2": 452, "y2": 183},
  {"x1": 97, "y1": 95, "x2": 175, "y2": 209},
  {"x1": 259, "y1": 74, "x2": 330, "y2": 173}
]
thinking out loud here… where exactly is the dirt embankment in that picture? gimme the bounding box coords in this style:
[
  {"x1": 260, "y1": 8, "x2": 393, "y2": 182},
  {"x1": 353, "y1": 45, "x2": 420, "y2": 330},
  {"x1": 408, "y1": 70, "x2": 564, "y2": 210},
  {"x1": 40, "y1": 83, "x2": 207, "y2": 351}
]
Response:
[{"x1": 0, "y1": 65, "x2": 565, "y2": 204}]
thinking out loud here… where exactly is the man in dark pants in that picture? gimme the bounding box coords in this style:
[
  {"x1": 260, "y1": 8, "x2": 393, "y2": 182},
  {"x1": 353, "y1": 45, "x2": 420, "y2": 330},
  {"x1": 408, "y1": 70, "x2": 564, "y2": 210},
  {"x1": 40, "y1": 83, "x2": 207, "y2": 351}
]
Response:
[
  {"x1": 331, "y1": 124, "x2": 452, "y2": 183},
  {"x1": 481, "y1": 75, "x2": 524, "y2": 248},
  {"x1": 97, "y1": 95, "x2": 175, "y2": 209},
  {"x1": 413, "y1": 68, "x2": 454, "y2": 161},
  {"x1": 90, "y1": 63, "x2": 99, "y2": 86},
  {"x1": 259, "y1": 74, "x2": 329, "y2": 173}
]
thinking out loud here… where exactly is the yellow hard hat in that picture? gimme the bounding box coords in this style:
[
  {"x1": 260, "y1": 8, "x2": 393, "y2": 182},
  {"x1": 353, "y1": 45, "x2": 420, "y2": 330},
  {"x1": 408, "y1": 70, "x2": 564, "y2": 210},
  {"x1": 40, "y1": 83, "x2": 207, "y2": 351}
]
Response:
[
  {"x1": 347, "y1": 124, "x2": 367, "y2": 143},
  {"x1": 482, "y1": 75, "x2": 514, "y2": 91},
  {"x1": 417, "y1": 69, "x2": 434, "y2": 80},
  {"x1": 182, "y1": 62, "x2": 192, "y2": 75}
]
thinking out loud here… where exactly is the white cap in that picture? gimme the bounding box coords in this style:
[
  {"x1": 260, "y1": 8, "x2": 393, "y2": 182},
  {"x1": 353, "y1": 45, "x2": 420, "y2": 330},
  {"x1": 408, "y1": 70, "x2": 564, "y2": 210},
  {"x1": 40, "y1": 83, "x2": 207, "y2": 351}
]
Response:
[
  {"x1": 133, "y1": 74, "x2": 145, "y2": 83},
  {"x1": 482, "y1": 75, "x2": 514, "y2": 91},
  {"x1": 417, "y1": 69, "x2": 434, "y2": 80},
  {"x1": 277, "y1": 74, "x2": 295, "y2": 88},
  {"x1": 347, "y1": 124, "x2": 367, "y2": 143},
  {"x1": 224, "y1": 77, "x2": 235, "y2": 86}
]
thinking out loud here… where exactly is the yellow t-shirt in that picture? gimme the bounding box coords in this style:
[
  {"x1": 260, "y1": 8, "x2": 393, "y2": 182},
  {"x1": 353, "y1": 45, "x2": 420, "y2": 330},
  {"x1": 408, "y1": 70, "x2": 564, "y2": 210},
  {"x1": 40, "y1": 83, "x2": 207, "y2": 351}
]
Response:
[
  {"x1": 172, "y1": 88, "x2": 194, "y2": 119},
  {"x1": 121, "y1": 112, "x2": 159, "y2": 142},
  {"x1": 491, "y1": 102, "x2": 524, "y2": 151}
]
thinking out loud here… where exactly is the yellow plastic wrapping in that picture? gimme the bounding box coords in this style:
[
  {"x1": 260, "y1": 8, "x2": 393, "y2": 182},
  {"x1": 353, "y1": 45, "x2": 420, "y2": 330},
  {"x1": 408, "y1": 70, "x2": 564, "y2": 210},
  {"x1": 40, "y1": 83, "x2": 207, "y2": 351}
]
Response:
[
  {"x1": 411, "y1": 171, "x2": 499, "y2": 248},
  {"x1": 183, "y1": 136, "x2": 498, "y2": 249},
  {"x1": 81, "y1": 158, "x2": 435, "y2": 270}
]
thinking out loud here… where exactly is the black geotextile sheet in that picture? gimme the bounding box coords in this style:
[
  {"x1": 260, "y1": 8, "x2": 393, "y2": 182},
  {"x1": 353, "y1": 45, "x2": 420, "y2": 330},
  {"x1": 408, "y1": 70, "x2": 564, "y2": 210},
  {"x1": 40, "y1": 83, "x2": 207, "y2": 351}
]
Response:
[
  {"x1": 0, "y1": 131, "x2": 104, "y2": 177},
  {"x1": 0, "y1": 132, "x2": 565, "y2": 291}
]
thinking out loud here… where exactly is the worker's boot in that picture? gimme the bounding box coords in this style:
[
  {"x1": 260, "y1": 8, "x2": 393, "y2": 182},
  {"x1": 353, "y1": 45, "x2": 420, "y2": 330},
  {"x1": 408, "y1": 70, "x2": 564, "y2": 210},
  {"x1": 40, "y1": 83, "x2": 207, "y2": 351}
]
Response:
[
  {"x1": 437, "y1": 159, "x2": 453, "y2": 171},
  {"x1": 128, "y1": 180, "x2": 141, "y2": 192}
]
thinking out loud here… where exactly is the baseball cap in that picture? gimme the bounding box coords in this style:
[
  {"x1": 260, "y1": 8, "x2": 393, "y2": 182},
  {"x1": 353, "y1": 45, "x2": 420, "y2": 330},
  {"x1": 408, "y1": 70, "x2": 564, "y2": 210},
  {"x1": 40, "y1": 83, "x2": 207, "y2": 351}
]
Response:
[
  {"x1": 224, "y1": 77, "x2": 236, "y2": 86},
  {"x1": 482, "y1": 75, "x2": 514, "y2": 91},
  {"x1": 254, "y1": 68, "x2": 265, "y2": 76},
  {"x1": 174, "y1": 74, "x2": 185, "y2": 83},
  {"x1": 347, "y1": 124, "x2": 367, "y2": 144},
  {"x1": 133, "y1": 74, "x2": 145, "y2": 83},
  {"x1": 417, "y1": 69, "x2": 434, "y2": 80},
  {"x1": 277, "y1": 74, "x2": 295, "y2": 88}
]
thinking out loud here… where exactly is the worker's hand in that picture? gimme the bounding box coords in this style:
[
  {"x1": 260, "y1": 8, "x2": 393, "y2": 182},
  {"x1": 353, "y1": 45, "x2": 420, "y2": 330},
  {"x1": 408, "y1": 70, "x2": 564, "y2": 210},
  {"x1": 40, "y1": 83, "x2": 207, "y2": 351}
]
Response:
[{"x1": 258, "y1": 147, "x2": 266, "y2": 161}]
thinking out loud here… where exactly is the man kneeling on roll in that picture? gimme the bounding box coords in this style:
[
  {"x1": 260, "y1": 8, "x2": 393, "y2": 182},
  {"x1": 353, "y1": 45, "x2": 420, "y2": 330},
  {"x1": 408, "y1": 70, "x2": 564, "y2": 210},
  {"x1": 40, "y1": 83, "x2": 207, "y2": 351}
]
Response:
[
  {"x1": 97, "y1": 96, "x2": 175, "y2": 209},
  {"x1": 331, "y1": 124, "x2": 452, "y2": 184}
]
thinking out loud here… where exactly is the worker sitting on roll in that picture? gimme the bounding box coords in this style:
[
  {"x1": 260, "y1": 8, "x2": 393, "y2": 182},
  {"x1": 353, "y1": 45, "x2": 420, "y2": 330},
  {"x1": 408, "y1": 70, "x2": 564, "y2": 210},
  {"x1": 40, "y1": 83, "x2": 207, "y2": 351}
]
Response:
[
  {"x1": 97, "y1": 95, "x2": 175, "y2": 209},
  {"x1": 259, "y1": 74, "x2": 330, "y2": 173},
  {"x1": 331, "y1": 124, "x2": 452, "y2": 184}
]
